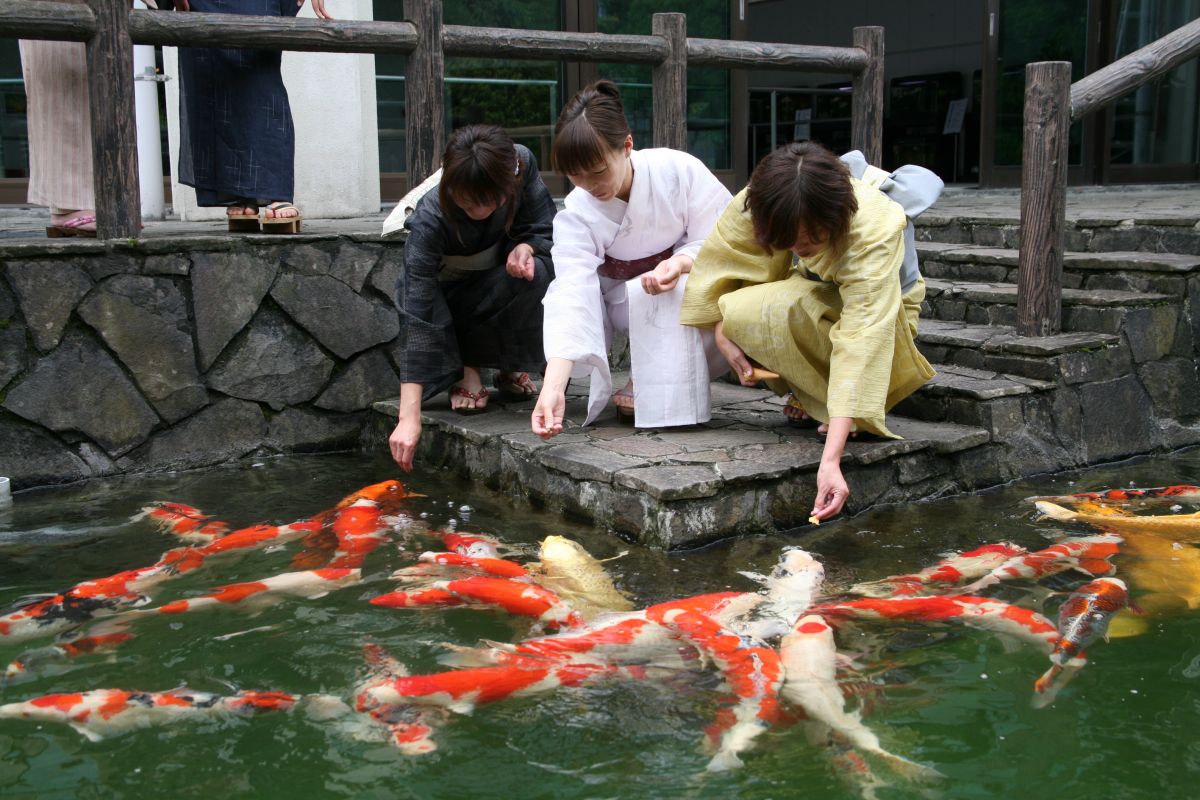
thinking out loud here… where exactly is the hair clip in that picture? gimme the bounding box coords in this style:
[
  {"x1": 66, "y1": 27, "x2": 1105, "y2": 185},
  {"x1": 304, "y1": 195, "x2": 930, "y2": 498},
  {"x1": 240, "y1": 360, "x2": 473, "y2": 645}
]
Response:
[{"x1": 514, "y1": 160, "x2": 520, "y2": 176}]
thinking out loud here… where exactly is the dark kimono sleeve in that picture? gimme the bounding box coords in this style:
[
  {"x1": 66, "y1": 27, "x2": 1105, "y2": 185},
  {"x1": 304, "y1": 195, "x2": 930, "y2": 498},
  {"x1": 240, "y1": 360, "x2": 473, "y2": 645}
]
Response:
[
  {"x1": 507, "y1": 146, "x2": 556, "y2": 258},
  {"x1": 395, "y1": 200, "x2": 461, "y2": 398}
]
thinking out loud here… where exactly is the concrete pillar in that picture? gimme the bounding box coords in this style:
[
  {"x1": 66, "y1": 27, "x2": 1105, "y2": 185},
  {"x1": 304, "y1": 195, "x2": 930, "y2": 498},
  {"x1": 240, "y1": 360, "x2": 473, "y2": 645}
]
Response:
[{"x1": 163, "y1": 0, "x2": 380, "y2": 221}]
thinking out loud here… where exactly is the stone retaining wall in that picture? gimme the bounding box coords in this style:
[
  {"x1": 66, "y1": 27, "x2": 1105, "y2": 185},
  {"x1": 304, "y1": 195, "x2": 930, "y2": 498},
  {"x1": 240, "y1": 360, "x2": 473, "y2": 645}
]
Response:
[{"x1": 0, "y1": 234, "x2": 403, "y2": 490}]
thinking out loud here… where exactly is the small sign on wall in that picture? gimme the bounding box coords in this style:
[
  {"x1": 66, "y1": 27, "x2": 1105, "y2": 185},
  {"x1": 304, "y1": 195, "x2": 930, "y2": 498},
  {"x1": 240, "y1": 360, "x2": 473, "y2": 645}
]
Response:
[{"x1": 943, "y1": 98, "x2": 969, "y2": 136}]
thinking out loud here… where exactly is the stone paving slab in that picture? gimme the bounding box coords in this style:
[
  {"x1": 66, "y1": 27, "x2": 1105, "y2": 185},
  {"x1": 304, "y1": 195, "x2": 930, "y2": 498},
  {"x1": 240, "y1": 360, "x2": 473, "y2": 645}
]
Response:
[
  {"x1": 926, "y1": 278, "x2": 1176, "y2": 307},
  {"x1": 371, "y1": 376, "x2": 993, "y2": 549},
  {"x1": 917, "y1": 242, "x2": 1200, "y2": 274}
]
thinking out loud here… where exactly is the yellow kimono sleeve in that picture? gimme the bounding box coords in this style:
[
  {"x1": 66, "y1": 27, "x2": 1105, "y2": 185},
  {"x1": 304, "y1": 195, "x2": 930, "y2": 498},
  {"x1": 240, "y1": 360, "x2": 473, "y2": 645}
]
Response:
[
  {"x1": 825, "y1": 202, "x2": 908, "y2": 424},
  {"x1": 680, "y1": 188, "x2": 791, "y2": 328}
]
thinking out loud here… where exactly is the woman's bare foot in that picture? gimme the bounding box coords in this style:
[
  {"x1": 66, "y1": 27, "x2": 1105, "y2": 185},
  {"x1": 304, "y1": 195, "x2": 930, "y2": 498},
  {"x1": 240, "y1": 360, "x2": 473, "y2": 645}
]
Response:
[
  {"x1": 226, "y1": 203, "x2": 257, "y2": 218},
  {"x1": 450, "y1": 367, "x2": 488, "y2": 413},
  {"x1": 612, "y1": 380, "x2": 635, "y2": 410},
  {"x1": 264, "y1": 201, "x2": 301, "y2": 219},
  {"x1": 49, "y1": 208, "x2": 97, "y2": 235}
]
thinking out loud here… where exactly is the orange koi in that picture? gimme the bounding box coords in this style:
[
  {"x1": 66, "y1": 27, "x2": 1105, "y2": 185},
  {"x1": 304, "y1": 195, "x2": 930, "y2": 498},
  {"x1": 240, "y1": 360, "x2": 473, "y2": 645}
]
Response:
[
  {"x1": 370, "y1": 587, "x2": 465, "y2": 608},
  {"x1": 434, "y1": 577, "x2": 583, "y2": 630},
  {"x1": 814, "y1": 595, "x2": 1060, "y2": 654},
  {"x1": 0, "y1": 688, "x2": 299, "y2": 741},
  {"x1": 960, "y1": 535, "x2": 1122, "y2": 594},
  {"x1": 849, "y1": 543, "x2": 1027, "y2": 598},
  {"x1": 412, "y1": 552, "x2": 528, "y2": 579},
  {"x1": 439, "y1": 531, "x2": 503, "y2": 558}
]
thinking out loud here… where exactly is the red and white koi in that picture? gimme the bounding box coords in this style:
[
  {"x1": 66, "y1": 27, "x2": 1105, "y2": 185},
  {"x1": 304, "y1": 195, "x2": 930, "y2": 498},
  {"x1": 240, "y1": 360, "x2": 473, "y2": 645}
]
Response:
[
  {"x1": 415, "y1": 551, "x2": 529, "y2": 579},
  {"x1": 439, "y1": 531, "x2": 503, "y2": 559},
  {"x1": 3, "y1": 630, "x2": 134, "y2": 685},
  {"x1": 0, "y1": 688, "x2": 299, "y2": 742},
  {"x1": 1035, "y1": 577, "x2": 1130, "y2": 695},
  {"x1": 134, "y1": 502, "x2": 230, "y2": 545},
  {"x1": 1027, "y1": 485, "x2": 1200, "y2": 506},
  {"x1": 646, "y1": 605, "x2": 782, "y2": 771},
  {"x1": 780, "y1": 615, "x2": 940, "y2": 782},
  {"x1": 848, "y1": 543, "x2": 1028, "y2": 598},
  {"x1": 959, "y1": 535, "x2": 1122, "y2": 594},
  {"x1": 0, "y1": 568, "x2": 160, "y2": 645},
  {"x1": 372, "y1": 576, "x2": 583, "y2": 630},
  {"x1": 354, "y1": 643, "x2": 448, "y2": 755},
  {"x1": 814, "y1": 595, "x2": 1061, "y2": 654},
  {"x1": 140, "y1": 568, "x2": 362, "y2": 616}
]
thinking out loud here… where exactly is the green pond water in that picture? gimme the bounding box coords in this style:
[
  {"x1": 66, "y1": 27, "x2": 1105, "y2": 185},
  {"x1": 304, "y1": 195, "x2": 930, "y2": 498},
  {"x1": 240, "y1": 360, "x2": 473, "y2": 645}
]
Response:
[{"x1": 2, "y1": 449, "x2": 1200, "y2": 800}]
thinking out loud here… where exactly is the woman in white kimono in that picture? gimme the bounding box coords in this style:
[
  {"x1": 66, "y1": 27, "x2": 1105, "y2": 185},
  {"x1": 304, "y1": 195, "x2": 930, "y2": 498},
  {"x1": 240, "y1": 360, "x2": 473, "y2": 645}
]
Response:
[
  {"x1": 680, "y1": 141, "x2": 943, "y2": 521},
  {"x1": 531, "y1": 80, "x2": 732, "y2": 437}
]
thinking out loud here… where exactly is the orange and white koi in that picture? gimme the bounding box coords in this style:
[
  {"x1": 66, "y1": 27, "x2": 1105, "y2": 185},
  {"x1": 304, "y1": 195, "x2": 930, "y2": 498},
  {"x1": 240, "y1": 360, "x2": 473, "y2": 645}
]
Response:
[
  {"x1": 1035, "y1": 500, "x2": 1200, "y2": 540},
  {"x1": 439, "y1": 531, "x2": 503, "y2": 559},
  {"x1": 0, "y1": 688, "x2": 299, "y2": 741},
  {"x1": 141, "y1": 568, "x2": 362, "y2": 616},
  {"x1": 848, "y1": 543, "x2": 1028, "y2": 598},
  {"x1": 134, "y1": 502, "x2": 230, "y2": 545},
  {"x1": 646, "y1": 605, "x2": 782, "y2": 771},
  {"x1": 1028, "y1": 485, "x2": 1200, "y2": 506},
  {"x1": 354, "y1": 643, "x2": 448, "y2": 755},
  {"x1": 373, "y1": 576, "x2": 583, "y2": 630},
  {"x1": 814, "y1": 595, "x2": 1061, "y2": 654},
  {"x1": 1035, "y1": 577, "x2": 1130, "y2": 694},
  {"x1": 357, "y1": 652, "x2": 611, "y2": 715},
  {"x1": 959, "y1": 535, "x2": 1122, "y2": 594},
  {"x1": 0, "y1": 566, "x2": 162, "y2": 645},
  {"x1": 780, "y1": 615, "x2": 940, "y2": 782},
  {"x1": 416, "y1": 552, "x2": 529, "y2": 579}
]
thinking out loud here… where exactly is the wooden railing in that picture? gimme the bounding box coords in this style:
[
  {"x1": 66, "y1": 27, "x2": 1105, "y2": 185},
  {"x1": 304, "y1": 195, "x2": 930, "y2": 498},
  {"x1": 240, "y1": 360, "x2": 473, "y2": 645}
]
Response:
[
  {"x1": 0, "y1": 0, "x2": 884, "y2": 240},
  {"x1": 1017, "y1": 16, "x2": 1200, "y2": 337}
]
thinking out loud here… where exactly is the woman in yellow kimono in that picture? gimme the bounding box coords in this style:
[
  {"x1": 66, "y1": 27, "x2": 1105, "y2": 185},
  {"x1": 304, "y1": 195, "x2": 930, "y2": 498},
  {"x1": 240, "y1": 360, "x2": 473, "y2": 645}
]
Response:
[{"x1": 680, "y1": 141, "x2": 942, "y2": 521}]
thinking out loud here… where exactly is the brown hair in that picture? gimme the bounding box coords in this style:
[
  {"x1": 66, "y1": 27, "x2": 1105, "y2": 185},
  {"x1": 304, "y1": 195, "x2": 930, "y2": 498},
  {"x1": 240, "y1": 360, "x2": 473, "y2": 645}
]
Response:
[
  {"x1": 439, "y1": 124, "x2": 521, "y2": 237},
  {"x1": 551, "y1": 79, "x2": 631, "y2": 175},
  {"x1": 744, "y1": 141, "x2": 857, "y2": 255}
]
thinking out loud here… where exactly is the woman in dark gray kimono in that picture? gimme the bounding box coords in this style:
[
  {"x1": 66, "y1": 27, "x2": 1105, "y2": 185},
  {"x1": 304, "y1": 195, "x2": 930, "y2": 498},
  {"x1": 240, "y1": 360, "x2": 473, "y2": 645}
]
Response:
[
  {"x1": 174, "y1": 0, "x2": 330, "y2": 231},
  {"x1": 388, "y1": 124, "x2": 557, "y2": 471}
]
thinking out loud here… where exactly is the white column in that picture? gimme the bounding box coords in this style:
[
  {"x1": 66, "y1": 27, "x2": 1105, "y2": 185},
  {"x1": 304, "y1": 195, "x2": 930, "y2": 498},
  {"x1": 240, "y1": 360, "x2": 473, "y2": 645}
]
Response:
[{"x1": 164, "y1": 0, "x2": 381, "y2": 221}]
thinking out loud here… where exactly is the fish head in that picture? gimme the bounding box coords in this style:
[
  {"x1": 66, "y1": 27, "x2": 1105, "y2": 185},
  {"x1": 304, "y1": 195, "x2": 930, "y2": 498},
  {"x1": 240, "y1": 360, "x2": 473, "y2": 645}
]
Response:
[
  {"x1": 335, "y1": 480, "x2": 417, "y2": 513},
  {"x1": 767, "y1": 548, "x2": 825, "y2": 594},
  {"x1": 538, "y1": 535, "x2": 590, "y2": 564}
]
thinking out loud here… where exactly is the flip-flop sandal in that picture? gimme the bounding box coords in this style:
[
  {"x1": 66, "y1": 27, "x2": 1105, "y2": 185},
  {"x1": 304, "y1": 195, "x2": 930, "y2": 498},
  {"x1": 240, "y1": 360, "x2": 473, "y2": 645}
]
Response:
[
  {"x1": 261, "y1": 202, "x2": 303, "y2": 234},
  {"x1": 227, "y1": 202, "x2": 261, "y2": 233},
  {"x1": 450, "y1": 385, "x2": 489, "y2": 415},
  {"x1": 783, "y1": 393, "x2": 818, "y2": 428},
  {"x1": 493, "y1": 371, "x2": 537, "y2": 402},
  {"x1": 46, "y1": 213, "x2": 98, "y2": 239}
]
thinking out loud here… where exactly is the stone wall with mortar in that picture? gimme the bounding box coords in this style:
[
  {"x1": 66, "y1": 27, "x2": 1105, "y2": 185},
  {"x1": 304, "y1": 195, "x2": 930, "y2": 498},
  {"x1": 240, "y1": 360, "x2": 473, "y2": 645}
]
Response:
[{"x1": 0, "y1": 234, "x2": 403, "y2": 490}]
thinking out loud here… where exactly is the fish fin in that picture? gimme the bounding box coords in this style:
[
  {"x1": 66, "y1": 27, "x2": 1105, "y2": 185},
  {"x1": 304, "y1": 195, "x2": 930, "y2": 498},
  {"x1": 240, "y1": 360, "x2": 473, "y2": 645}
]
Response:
[
  {"x1": 736, "y1": 570, "x2": 769, "y2": 587},
  {"x1": 596, "y1": 550, "x2": 630, "y2": 564},
  {"x1": 302, "y1": 694, "x2": 354, "y2": 720},
  {"x1": 446, "y1": 699, "x2": 477, "y2": 715},
  {"x1": 705, "y1": 749, "x2": 744, "y2": 772},
  {"x1": 436, "y1": 643, "x2": 499, "y2": 668},
  {"x1": 69, "y1": 723, "x2": 105, "y2": 742},
  {"x1": 1034, "y1": 501, "x2": 1077, "y2": 522},
  {"x1": 1, "y1": 593, "x2": 59, "y2": 614},
  {"x1": 873, "y1": 750, "x2": 943, "y2": 783}
]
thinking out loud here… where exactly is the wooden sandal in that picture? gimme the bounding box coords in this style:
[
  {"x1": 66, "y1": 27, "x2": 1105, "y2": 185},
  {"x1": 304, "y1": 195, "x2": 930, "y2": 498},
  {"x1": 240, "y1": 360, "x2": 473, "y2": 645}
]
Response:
[
  {"x1": 261, "y1": 202, "x2": 303, "y2": 234},
  {"x1": 450, "y1": 385, "x2": 489, "y2": 415},
  {"x1": 783, "y1": 393, "x2": 818, "y2": 428},
  {"x1": 227, "y1": 202, "x2": 261, "y2": 233},
  {"x1": 612, "y1": 382, "x2": 635, "y2": 424},
  {"x1": 493, "y1": 371, "x2": 537, "y2": 402}
]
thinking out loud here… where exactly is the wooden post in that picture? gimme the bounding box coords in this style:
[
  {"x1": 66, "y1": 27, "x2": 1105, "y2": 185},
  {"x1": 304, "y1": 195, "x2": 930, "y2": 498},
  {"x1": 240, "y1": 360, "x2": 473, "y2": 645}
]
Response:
[
  {"x1": 86, "y1": 0, "x2": 140, "y2": 239},
  {"x1": 850, "y1": 26, "x2": 883, "y2": 166},
  {"x1": 403, "y1": 0, "x2": 444, "y2": 187},
  {"x1": 651, "y1": 13, "x2": 686, "y2": 151},
  {"x1": 1017, "y1": 62, "x2": 1071, "y2": 337}
]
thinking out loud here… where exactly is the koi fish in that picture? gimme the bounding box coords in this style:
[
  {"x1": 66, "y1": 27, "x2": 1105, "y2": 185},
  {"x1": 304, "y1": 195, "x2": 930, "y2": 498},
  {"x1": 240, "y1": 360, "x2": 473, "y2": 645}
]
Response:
[
  {"x1": 373, "y1": 576, "x2": 585, "y2": 630},
  {"x1": 143, "y1": 568, "x2": 361, "y2": 616},
  {"x1": 0, "y1": 572, "x2": 157, "y2": 645},
  {"x1": 1035, "y1": 577, "x2": 1130, "y2": 694},
  {"x1": 780, "y1": 615, "x2": 940, "y2": 782},
  {"x1": 134, "y1": 502, "x2": 230, "y2": 545},
  {"x1": 358, "y1": 652, "x2": 611, "y2": 715},
  {"x1": 440, "y1": 531, "x2": 503, "y2": 559},
  {"x1": 527, "y1": 535, "x2": 634, "y2": 619},
  {"x1": 814, "y1": 595, "x2": 1061, "y2": 654},
  {"x1": 1027, "y1": 485, "x2": 1200, "y2": 506},
  {"x1": 0, "y1": 688, "x2": 299, "y2": 742},
  {"x1": 355, "y1": 643, "x2": 447, "y2": 755},
  {"x1": 416, "y1": 552, "x2": 529, "y2": 579},
  {"x1": 1035, "y1": 501, "x2": 1200, "y2": 540},
  {"x1": 3, "y1": 630, "x2": 133, "y2": 685},
  {"x1": 958, "y1": 535, "x2": 1122, "y2": 594},
  {"x1": 725, "y1": 547, "x2": 826, "y2": 641},
  {"x1": 647, "y1": 606, "x2": 782, "y2": 771},
  {"x1": 848, "y1": 543, "x2": 1028, "y2": 598}
]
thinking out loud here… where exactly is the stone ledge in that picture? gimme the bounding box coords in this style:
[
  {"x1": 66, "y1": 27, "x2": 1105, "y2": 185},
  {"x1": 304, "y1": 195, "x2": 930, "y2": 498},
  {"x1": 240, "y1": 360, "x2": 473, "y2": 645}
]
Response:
[{"x1": 917, "y1": 243, "x2": 1200, "y2": 274}]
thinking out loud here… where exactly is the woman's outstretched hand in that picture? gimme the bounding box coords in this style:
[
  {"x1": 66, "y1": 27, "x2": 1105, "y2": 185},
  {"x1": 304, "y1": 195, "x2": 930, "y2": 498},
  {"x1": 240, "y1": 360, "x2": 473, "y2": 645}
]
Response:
[
  {"x1": 714, "y1": 321, "x2": 755, "y2": 386},
  {"x1": 811, "y1": 417, "x2": 854, "y2": 521},
  {"x1": 531, "y1": 387, "x2": 565, "y2": 439}
]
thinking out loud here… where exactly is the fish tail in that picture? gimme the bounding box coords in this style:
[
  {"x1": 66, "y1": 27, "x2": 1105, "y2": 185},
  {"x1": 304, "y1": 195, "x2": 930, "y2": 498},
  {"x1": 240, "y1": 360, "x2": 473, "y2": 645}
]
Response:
[{"x1": 873, "y1": 749, "x2": 943, "y2": 783}]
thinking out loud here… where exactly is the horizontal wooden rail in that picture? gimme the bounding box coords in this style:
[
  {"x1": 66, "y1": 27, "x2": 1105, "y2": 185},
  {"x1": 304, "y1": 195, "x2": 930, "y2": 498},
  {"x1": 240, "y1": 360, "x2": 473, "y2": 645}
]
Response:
[
  {"x1": 0, "y1": 0, "x2": 96, "y2": 41},
  {"x1": 444, "y1": 25, "x2": 667, "y2": 63},
  {"x1": 128, "y1": 9, "x2": 418, "y2": 54},
  {"x1": 1070, "y1": 16, "x2": 1200, "y2": 120},
  {"x1": 686, "y1": 36, "x2": 867, "y2": 72}
]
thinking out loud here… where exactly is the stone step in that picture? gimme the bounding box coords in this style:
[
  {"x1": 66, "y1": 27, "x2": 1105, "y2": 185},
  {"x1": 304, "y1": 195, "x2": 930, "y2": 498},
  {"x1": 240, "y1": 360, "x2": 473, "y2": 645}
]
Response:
[
  {"x1": 370, "y1": 382, "x2": 994, "y2": 549},
  {"x1": 915, "y1": 318, "x2": 1127, "y2": 383},
  {"x1": 917, "y1": 242, "x2": 1200, "y2": 297},
  {"x1": 915, "y1": 208, "x2": 1200, "y2": 255},
  {"x1": 921, "y1": 278, "x2": 1189, "y2": 367}
]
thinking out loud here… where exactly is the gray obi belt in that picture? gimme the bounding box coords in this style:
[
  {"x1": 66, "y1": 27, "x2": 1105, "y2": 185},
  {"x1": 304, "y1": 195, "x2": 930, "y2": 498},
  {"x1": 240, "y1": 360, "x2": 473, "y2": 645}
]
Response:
[
  {"x1": 438, "y1": 241, "x2": 504, "y2": 283},
  {"x1": 829, "y1": 150, "x2": 945, "y2": 294}
]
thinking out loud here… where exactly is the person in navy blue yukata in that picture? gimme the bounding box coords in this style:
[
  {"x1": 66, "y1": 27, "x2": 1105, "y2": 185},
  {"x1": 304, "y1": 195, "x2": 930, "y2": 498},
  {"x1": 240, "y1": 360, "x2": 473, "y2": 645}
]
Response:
[{"x1": 173, "y1": 0, "x2": 331, "y2": 232}]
